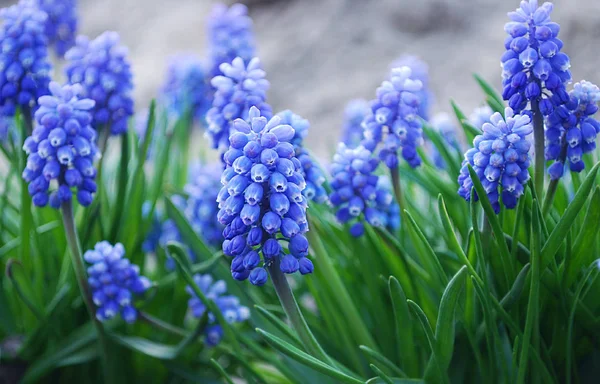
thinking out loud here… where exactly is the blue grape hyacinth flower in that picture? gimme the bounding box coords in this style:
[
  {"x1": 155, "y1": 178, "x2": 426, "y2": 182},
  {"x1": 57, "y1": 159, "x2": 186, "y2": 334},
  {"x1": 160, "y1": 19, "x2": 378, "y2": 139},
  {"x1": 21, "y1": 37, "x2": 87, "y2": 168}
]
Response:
[
  {"x1": 65, "y1": 31, "x2": 134, "y2": 135},
  {"x1": 22, "y1": 81, "x2": 98, "y2": 208},
  {"x1": 184, "y1": 162, "x2": 225, "y2": 248},
  {"x1": 362, "y1": 66, "x2": 424, "y2": 169},
  {"x1": 390, "y1": 55, "x2": 431, "y2": 121},
  {"x1": 206, "y1": 3, "x2": 255, "y2": 77},
  {"x1": 37, "y1": 0, "x2": 77, "y2": 56},
  {"x1": 85, "y1": 241, "x2": 151, "y2": 323},
  {"x1": 186, "y1": 274, "x2": 249, "y2": 346},
  {"x1": 458, "y1": 107, "x2": 532, "y2": 213},
  {"x1": 545, "y1": 80, "x2": 600, "y2": 179},
  {"x1": 340, "y1": 99, "x2": 369, "y2": 148},
  {"x1": 206, "y1": 57, "x2": 271, "y2": 151},
  {"x1": 217, "y1": 106, "x2": 313, "y2": 286},
  {"x1": 0, "y1": 0, "x2": 52, "y2": 118},
  {"x1": 469, "y1": 105, "x2": 494, "y2": 131},
  {"x1": 502, "y1": 1, "x2": 571, "y2": 116},
  {"x1": 429, "y1": 113, "x2": 461, "y2": 169},
  {"x1": 277, "y1": 109, "x2": 327, "y2": 203},
  {"x1": 330, "y1": 143, "x2": 395, "y2": 237},
  {"x1": 161, "y1": 54, "x2": 211, "y2": 125}
]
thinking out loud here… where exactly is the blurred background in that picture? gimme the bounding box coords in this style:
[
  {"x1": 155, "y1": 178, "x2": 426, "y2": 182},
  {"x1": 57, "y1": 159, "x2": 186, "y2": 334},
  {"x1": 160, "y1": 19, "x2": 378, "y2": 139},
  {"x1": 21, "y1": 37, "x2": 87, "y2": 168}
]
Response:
[{"x1": 4, "y1": 0, "x2": 600, "y2": 156}]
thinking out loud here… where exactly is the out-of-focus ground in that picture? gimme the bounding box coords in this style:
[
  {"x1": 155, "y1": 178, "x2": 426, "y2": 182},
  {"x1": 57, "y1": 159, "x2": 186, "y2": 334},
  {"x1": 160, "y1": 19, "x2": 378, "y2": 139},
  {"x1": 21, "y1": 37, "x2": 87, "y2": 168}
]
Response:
[{"x1": 6, "y1": 0, "x2": 600, "y2": 157}]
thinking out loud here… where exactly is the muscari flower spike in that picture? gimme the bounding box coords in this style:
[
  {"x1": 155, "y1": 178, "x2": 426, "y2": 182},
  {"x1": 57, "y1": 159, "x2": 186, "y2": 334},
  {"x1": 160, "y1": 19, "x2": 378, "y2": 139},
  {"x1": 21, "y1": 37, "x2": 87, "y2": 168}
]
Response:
[
  {"x1": 37, "y1": 0, "x2": 77, "y2": 56},
  {"x1": 161, "y1": 54, "x2": 211, "y2": 124},
  {"x1": 206, "y1": 3, "x2": 255, "y2": 77},
  {"x1": 362, "y1": 66, "x2": 424, "y2": 169},
  {"x1": 65, "y1": 31, "x2": 134, "y2": 135},
  {"x1": 187, "y1": 274, "x2": 249, "y2": 346},
  {"x1": 330, "y1": 143, "x2": 395, "y2": 237},
  {"x1": 218, "y1": 106, "x2": 313, "y2": 286},
  {"x1": 340, "y1": 99, "x2": 370, "y2": 148},
  {"x1": 545, "y1": 80, "x2": 600, "y2": 179},
  {"x1": 206, "y1": 57, "x2": 271, "y2": 151},
  {"x1": 277, "y1": 109, "x2": 327, "y2": 203},
  {"x1": 390, "y1": 55, "x2": 431, "y2": 121},
  {"x1": 469, "y1": 105, "x2": 494, "y2": 131},
  {"x1": 22, "y1": 81, "x2": 98, "y2": 208},
  {"x1": 85, "y1": 241, "x2": 151, "y2": 323},
  {"x1": 502, "y1": 1, "x2": 571, "y2": 116},
  {"x1": 429, "y1": 113, "x2": 461, "y2": 169},
  {"x1": 0, "y1": 0, "x2": 52, "y2": 118},
  {"x1": 184, "y1": 162, "x2": 225, "y2": 248},
  {"x1": 458, "y1": 107, "x2": 532, "y2": 213}
]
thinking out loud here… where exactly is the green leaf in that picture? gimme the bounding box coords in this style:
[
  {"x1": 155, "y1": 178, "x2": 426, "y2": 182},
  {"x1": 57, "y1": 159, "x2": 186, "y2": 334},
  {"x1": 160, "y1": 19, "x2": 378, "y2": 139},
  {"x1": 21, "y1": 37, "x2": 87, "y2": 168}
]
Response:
[
  {"x1": 359, "y1": 345, "x2": 407, "y2": 378},
  {"x1": 424, "y1": 266, "x2": 467, "y2": 382},
  {"x1": 541, "y1": 162, "x2": 600, "y2": 270},
  {"x1": 451, "y1": 100, "x2": 481, "y2": 142},
  {"x1": 407, "y1": 300, "x2": 449, "y2": 384},
  {"x1": 369, "y1": 364, "x2": 394, "y2": 384},
  {"x1": 109, "y1": 333, "x2": 179, "y2": 360},
  {"x1": 255, "y1": 305, "x2": 302, "y2": 347},
  {"x1": 473, "y1": 74, "x2": 504, "y2": 107},
  {"x1": 421, "y1": 122, "x2": 461, "y2": 181},
  {"x1": 517, "y1": 202, "x2": 542, "y2": 384},
  {"x1": 210, "y1": 358, "x2": 236, "y2": 384},
  {"x1": 388, "y1": 276, "x2": 418, "y2": 377},
  {"x1": 366, "y1": 379, "x2": 424, "y2": 384},
  {"x1": 56, "y1": 344, "x2": 99, "y2": 368},
  {"x1": 255, "y1": 328, "x2": 363, "y2": 384},
  {"x1": 565, "y1": 186, "x2": 600, "y2": 286},
  {"x1": 165, "y1": 196, "x2": 214, "y2": 260}
]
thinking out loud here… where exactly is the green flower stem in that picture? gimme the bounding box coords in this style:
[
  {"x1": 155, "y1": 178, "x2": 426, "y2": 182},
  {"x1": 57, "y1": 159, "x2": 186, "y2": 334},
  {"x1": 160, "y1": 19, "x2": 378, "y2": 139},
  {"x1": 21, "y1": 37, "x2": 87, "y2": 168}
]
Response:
[
  {"x1": 61, "y1": 200, "x2": 111, "y2": 381},
  {"x1": 531, "y1": 99, "x2": 545, "y2": 198},
  {"x1": 542, "y1": 179, "x2": 559, "y2": 216},
  {"x1": 267, "y1": 260, "x2": 333, "y2": 366},
  {"x1": 390, "y1": 166, "x2": 406, "y2": 214}
]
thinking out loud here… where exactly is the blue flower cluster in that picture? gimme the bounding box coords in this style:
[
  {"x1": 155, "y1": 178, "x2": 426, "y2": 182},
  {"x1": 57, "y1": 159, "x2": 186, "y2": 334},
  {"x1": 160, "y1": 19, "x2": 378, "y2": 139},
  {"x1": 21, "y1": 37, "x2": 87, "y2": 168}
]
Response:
[
  {"x1": 340, "y1": 99, "x2": 369, "y2": 148},
  {"x1": 330, "y1": 143, "x2": 395, "y2": 237},
  {"x1": 161, "y1": 54, "x2": 211, "y2": 124},
  {"x1": 206, "y1": 3, "x2": 255, "y2": 77},
  {"x1": 85, "y1": 241, "x2": 151, "y2": 323},
  {"x1": 218, "y1": 106, "x2": 313, "y2": 286},
  {"x1": 458, "y1": 107, "x2": 532, "y2": 213},
  {"x1": 186, "y1": 274, "x2": 249, "y2": 346},
  {"x1": 546, "y1": 80, "x2": 600, "y2": 179},
  {"x1": 469, "y1": 105, "x2": 494, "y2": 131},
  {"x1": 184, "y1": 162, "x2": 225, "y2": 248},
  {"x1": 429, "y1": 113, "x2": 460, "y2": 169},
  {"x1": 390, "y1": 55, "x2": 431, "y2": 121},
  {"x1": 22, "y1": 82, "x2": 98, "y2": 207},
  {"x1": 65, "y1": 31, "x2": 134, "y2": 135},
  {"x1": 502, "y1": 1, "x2": 571, "y2": 115},
  {"x1": 0, "y1": 0, "x2": 51, "y2": 118},
  {"x1": 277, "y1": 109, "x2": 327, "y2": 203},
  {"x1": 362, "y1": 66, "x2": 424, "y2": 169},
  {"x1": 37, "y1": 0, "x2": 77, "y2": 56},
  {"x1": 206, "y1": 57, "x2": 271, "y2": 151}
]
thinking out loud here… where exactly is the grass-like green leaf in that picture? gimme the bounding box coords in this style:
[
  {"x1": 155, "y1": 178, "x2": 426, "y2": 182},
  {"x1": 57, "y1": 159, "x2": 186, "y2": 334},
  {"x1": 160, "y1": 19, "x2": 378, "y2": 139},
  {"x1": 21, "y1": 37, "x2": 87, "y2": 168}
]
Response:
[
  {"x1": 165, "y1": 196, "x2": 214, "y2": 260},
  {"x1": 388, "y1": 276, "x2": 419, "y2": 377}
]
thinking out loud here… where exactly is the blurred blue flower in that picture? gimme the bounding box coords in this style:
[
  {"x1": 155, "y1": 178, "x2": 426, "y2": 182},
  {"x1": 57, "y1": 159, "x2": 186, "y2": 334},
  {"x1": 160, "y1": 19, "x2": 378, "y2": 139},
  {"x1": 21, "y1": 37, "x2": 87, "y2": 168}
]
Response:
[
  {"x1": 0, "y1": 0, "x2": 52, "y2": 118},
  {"x1": 37, "y1": 0, "x2": 77, "y2": 56},
  {"x1": 65, "y1": 31, "x2": 134, "y2": 135},
  {"x1": 330, "y1": 143, "x2": 395, "y2": 237},
  {"x1": 340, "y1": 99, "x2": 369, "y2": 148},
  {"x1": 206, "y1": 57, "x2": 271, "y2": 151},
  {"x1": 362, "y1": 66, "x2": 424, "y2": 169},
  {"x1": 85, "y1": 241, "x2": 151, "y2": 323},
  {"x1": 390, "y1": 55, "x2": 431, "y2": 121},
  {"x1": 502, "y1": 1, "x2": 571, "y2": 116},
  {"x1": 277, "y1": 109, "x2": 327, "y2": 203},
  {"x1": 469, "y1": 105, "x2": 494, "y2": 131},
  {"x1": 161, "y1": 54, "x2": 212, "y2": 125},
  {"x1": 186, "y1": 274, "x2": 249, "y2": 346},
  {"x1": 206, "y1": 3, "x2": 255, "y2": 77},
  {"x1": 429, "y1": 113, "x2": 461, "y2": 169},
  {"x1": 218, "y1": 106, "x2": 313, "y2": 285},
  {"x1": 22, "y1": 81, "x2": 98, "y2": 208},
  {"x1": 545, "y1": 80, "x2": 600, "y2": 179},
  {"x1": 458, "y1": 107, "x2": 532, "y2": 213}
]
